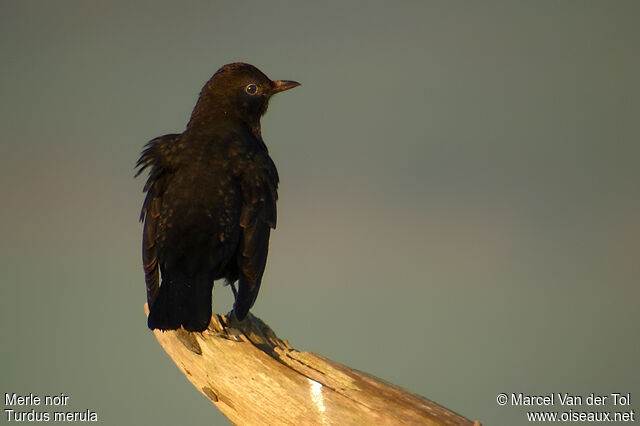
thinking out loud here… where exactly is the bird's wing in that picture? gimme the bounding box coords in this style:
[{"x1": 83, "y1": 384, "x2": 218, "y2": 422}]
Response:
[
  {"x1": 235, "y1": 151, "x2": 279, "y2": 319},
  {"x1": 135, "y1": 134, "x2": 181, "y2": 306}
]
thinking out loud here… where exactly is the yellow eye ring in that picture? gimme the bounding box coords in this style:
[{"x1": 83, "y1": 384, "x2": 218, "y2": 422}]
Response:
[{"x1": 245, "y1": 83, "x2": 258, "y2": 95}]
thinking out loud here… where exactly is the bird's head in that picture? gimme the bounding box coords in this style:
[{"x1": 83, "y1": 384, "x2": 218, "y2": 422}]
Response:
[{"x1": 188, "y1": 63, "x2": 300, "y2": 130}]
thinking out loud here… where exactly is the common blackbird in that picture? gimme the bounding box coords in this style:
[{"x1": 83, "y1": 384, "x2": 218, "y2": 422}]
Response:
[{"x1": 136, "y1": 63, "x2": 299, "y2": 331}]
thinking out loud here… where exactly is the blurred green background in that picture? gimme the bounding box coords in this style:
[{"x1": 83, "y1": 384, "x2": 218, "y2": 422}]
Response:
[{"x1": 1, "y1": 1, "x2": 638, "y2": 425}]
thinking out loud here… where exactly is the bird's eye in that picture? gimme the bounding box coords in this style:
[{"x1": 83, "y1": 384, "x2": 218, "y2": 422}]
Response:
[{"x1": 245, "y1": 83, "x2": 258, "y2": 95}]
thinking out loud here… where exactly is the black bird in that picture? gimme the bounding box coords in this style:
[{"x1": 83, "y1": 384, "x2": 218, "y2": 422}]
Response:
[{"x1": 136, "y1": 63, "x2": 299, "y2": 331}]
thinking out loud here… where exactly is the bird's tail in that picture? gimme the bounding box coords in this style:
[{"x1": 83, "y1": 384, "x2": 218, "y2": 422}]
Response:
[{"x1": 148, "y1": 271, "x2": 213, "y2": 332}]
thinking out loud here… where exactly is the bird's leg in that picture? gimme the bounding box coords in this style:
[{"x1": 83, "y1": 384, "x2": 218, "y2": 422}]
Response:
[
  {"x1": 212, "y1": 280, "x2": 245, "y2": 341},
  {"x1": 229, "y1": 281, "x2": 238, "y2": 301}
]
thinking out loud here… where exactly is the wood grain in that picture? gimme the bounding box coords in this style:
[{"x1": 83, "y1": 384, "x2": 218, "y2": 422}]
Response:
[{"x1": 145, "y1": 305, "x2": 481, "y2": 425}]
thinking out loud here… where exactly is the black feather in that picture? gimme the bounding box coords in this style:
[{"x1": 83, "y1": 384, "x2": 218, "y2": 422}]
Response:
[{"x1": 135, "y1": 63, "x2": 298, "y2": 330}]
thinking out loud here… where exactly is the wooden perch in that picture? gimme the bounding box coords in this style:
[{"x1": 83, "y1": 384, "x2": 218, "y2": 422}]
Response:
[{"x1": 145, "y1": 305, "x2": 481, "y2": 425}]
